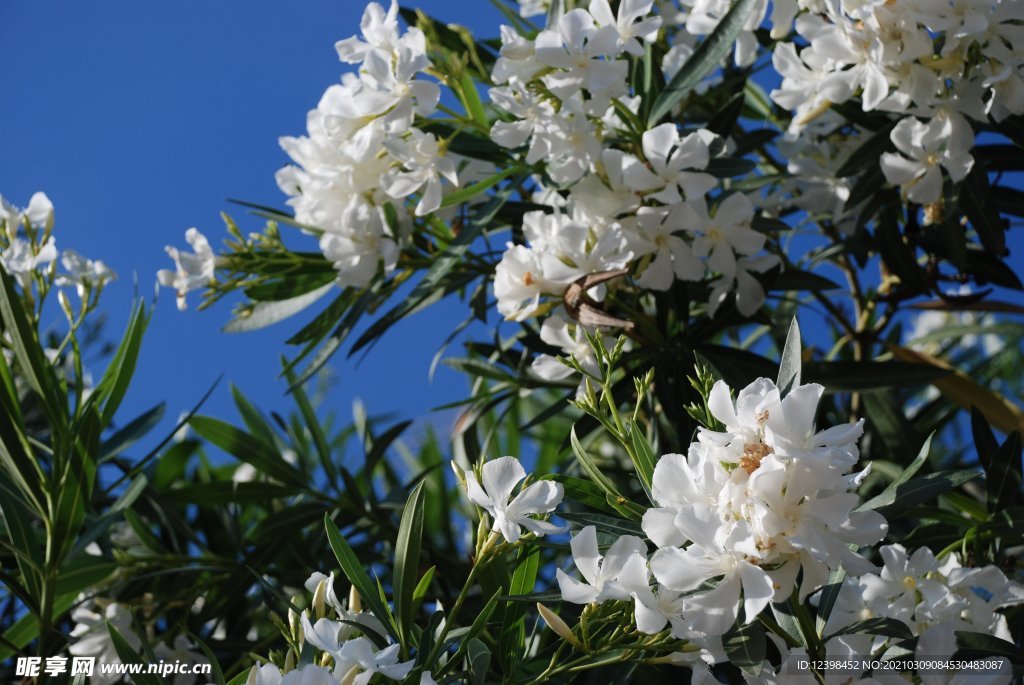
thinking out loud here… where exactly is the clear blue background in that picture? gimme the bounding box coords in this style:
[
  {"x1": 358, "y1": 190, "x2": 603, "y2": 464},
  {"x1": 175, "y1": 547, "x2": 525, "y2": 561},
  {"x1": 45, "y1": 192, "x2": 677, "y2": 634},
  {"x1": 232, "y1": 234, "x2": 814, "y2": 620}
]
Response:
[{"x1": 3, "y1": 0, "x2": 508, "y2": 448}]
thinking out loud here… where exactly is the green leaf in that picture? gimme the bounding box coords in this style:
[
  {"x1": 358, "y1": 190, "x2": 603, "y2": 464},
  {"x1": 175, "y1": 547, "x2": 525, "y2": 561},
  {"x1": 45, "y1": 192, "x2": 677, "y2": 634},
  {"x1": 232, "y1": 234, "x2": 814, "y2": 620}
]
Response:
[
  {"x1": 224, "y1": 282, "x2": 334, "y2": 333},
  {"x1": 814, "y1": 569, "x2": 847, "y2": 636},
  {"x1": 961, "y1": 168, "x2": 1007, "y2": 256},
  {"x1": 394, "y1": 481, "x2": 426, "y2": 651},
  {"x1": 189, "y1": 416, "x2": 306, "y2": 487},
  {"x1": 826, "y1": 617, "x2": 914, "y2": 642},
  {"x1": 55, "y1": 556, "x2": 117, "y2": 596},
  {"x1": 987, "y1": 431, "x2": 1022, "y2": 511},
  {"x1": 706, "y1": 157, "x2": 757, "y2": 177},
  {"x1": 467, "y1": 638, "x2": 491, "y2": 685},
  {"x1": 768, "y1": 268, "x2": 841, "y2": 292},
  {"x1": 324, "y1": 514, "x2": 398, "y2": 641},
  {"x1": 0, "y1": 269, "x2": 66, "y2": 430},
  {"x1": 499, "y1": 545, "x2": 539, "y2": 672},
  {"x1": 955, "y1": 631, "x2": 1024, "y2": 663},
  {"x1": 93, "y1": 302, "x2": 149, "y2": 426},
  {"x1": 646, "y1": 0, "x2": 759, "y2": 126},
  {"x1": 441, "y1": 167, "x2": 518, "y2": 209},
  {"x1": 569, "y1": 426, "x2": 643, "y2": 520},
  {"x1": 723, "y1": 619, "x2": 767, "y2": 675},
  {"x1": 107, "y1": 622, "x2": 163, "y2": 685},
  {"x1": 350, "y1": 223, "x2": 484, "y2": 355},
  {"x1": 540, "y1": 474, "x2": 615, "y2": 513},
  {"x1": 834, "y1": 121, "x2": 897, "y2": 177},
  {"x1": 804, "y1": 360, "x2": 950, "y2": 390},
  {"x1": 627, "y1": 421, "x2": 656, "y2": 501},
  {"x1": 857, "y1": 433, "x2": 931, "y2": 511},
  {"x1": 559, "y1": 512, "x2": 644, "y2": 538},
  {"x1": 99, "y1": 403, "x2": 166, "y2": 461},
  {"x1": 776, "y1": 318, "x2": 801, "y2": 397},
  {"x1": 161, "y1": 481, "x2": 305, "y2": 504},
  {"x1": 866, "y1": 469, "x2": 981, "y2": 520}
]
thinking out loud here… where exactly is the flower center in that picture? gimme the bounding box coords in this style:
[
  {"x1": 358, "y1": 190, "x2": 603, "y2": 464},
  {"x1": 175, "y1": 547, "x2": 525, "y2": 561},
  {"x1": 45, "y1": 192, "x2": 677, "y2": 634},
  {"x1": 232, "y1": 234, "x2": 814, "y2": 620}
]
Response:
[
  {"x1": 523, "y1": 270, "x2": 536, "y2": 286},
  {"x1": 741, "y1": 442, "x2": 774, "y2": 474},
  {"x1": 903, "y1": 575, "x2": 917, "y2": 590}
]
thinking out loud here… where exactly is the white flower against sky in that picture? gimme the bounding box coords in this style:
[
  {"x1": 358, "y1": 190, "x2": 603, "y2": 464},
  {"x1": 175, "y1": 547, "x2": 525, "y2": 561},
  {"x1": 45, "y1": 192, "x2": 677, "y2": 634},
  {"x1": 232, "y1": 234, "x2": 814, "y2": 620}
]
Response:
[
  {"x1": 157, "y1": 228, "x2": 217, "y2": 311},
  {"x1": 334, "y1": 0, "x2": 402, "y2": 63},
  {"x1": 588, "y1": 0, "x2": 663, "y2": 57},
  {"x1": 556, "y1": 526, "x2": 648, "y2": 604},
  {"x1": 534, "y1": 9, "x2": 628, "y2": 99},
  {"x1": 56, "y1": 249, "x2": 116, "y2": 299},
  {"x1": 463, "y1": 456, "x2": 564, "y2": 543},
  {"x1": 881, "y1": 113, "x2": 975, "y2": 204}
]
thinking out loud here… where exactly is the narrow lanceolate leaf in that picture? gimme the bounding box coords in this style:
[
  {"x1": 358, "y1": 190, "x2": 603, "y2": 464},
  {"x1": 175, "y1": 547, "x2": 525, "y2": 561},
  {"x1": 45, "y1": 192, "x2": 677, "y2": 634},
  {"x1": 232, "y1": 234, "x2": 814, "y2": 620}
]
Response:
[
  {"x1": 223, "y1": 282, "x2": 334, "y2": 333},
  {"x1": 440, "y1": 167, "x2": 517, "y2": 209},
  {"x1": 499, "y1": 545, "x2": 540, "y2": 673},
  {"x1": 569, "y1": 427, "x2": 644, "y2": 520},
  {"x1": 776, "y1": 318, "x2": 802, "y2": 396},
  {"x1": 866, "y1": 469, "x2": 981, "y2": 520},
  {"x1": 627, "y1": 421, "x2": 656, "y2": 501},
  {"x1": 324, "y1": 514, "x2": 398, "y2": 641},
  {"x1": 646, "y1": 0, "x2": 759, "y2": 126},
  {"x1": 987, "y1": 431, "x2": 1022, "y2": 511},
  {"x1": 858, "y1": 434, "x2": 933, "y2": 513},
  {"x1": 394, "y1": 482, "x2": 426, "y2": 652},
  {"x1": 826, "y1": 617, "x2": 914, "y2": 642},
  {"x1": 106, "y1": 623, "x2": 162, "y2": 685},
  {"x1": 188, "y1": 416, "x2": 306, "y2": 488},
  {"x1": 0, "y1": 269, "x2": 66, "y2": 430},
  {"x1": 888, "y1": 344, "x2": 1024, "y2": 435},
  {"x1": 92, "y1": 302, "x2": 149, "y2": 425}
]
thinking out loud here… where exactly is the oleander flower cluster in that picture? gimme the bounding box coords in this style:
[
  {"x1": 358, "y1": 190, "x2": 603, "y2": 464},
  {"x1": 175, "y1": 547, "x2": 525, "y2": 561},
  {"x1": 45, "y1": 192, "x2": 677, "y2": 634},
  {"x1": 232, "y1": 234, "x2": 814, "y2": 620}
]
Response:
[
  {"x1": 0, "y1": 192, "x2": 114, "y2": 298},
  {"x1": 769, "y1": 0, "x2": 1024, "y2": 205},
  {"x1": 737, "y1": 544, "x2": 1024, "y2": 684},
  {"x1": 556, "y1": 377, "x2": 888, "y2": 667},
  {"x1": 489, "y1": 0, "x2": 782, "y2": 316},
  {"x1": 275, "y1": 0, "x2": 461, "y2": 289},
  {"x1": 247, "y1": 572, "x2": 441, "y2": 685}
]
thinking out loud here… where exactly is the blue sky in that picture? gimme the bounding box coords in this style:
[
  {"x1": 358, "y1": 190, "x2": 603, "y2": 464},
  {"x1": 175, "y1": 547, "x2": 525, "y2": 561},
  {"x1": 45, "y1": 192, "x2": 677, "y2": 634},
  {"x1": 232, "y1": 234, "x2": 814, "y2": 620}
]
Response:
[{"x1": 4, "y1": 0, "x2": 508, "y2": 447}]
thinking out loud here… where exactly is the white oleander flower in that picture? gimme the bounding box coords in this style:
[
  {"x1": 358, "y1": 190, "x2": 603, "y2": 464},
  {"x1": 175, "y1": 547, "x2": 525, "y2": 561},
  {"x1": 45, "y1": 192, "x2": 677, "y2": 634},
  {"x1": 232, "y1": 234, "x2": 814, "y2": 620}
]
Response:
[
  {"x1": 463, "y1": 456, "x2": 564, "y2": 543},
  {"x1": 642, "y1": 378, "x2": 887, "y2": 636},
  {"x1": 556, "y1": 526, "x2": 648, "y2": 604},
  {"x1": 332, "y1": 638, "x2": 414, "y2": 684},
  {"x1": 588, "y1": 0, "x2": 663, "y2": 57},
  {"x1": 157, "y1": 228, "x2": 217, "y2": 310},
  {"x1": 673, "y1": 194, "x2": 765, "y2": 281},
  {"x1": 56, "y1": 249, "x2": 116, "y2": 299},
  {"x1": 382, "y1": 130, "x2": 459, "y2": 216},
  {"x1": 880, "y1": 113, "x2": 975, "y2": 204},
  {"x1": 619, "y1": 124, "x2": 718, "y2": 204},
  {"x1": 247, "y1": 664, "x2": 340, "y2": 685},
  {"x1": 632, "y1": 205, "x2": 705, "y2": 290},
  {"x1": 68, "y1": 599, "x2": 139, "y2": 685}
]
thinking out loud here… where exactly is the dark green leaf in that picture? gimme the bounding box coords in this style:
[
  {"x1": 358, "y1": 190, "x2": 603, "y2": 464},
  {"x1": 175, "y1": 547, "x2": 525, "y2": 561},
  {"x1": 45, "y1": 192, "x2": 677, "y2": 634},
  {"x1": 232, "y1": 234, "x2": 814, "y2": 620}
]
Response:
[
  {"x1": 826, "y1": 617, "x2": 914, "y2": 641},
  {"x1": 723, "y1": 619, "x2": 767, "y2": 675},
  {"x1": 189, "y1": 416, "x2": 306, "y2": 487},
  {"x1": 324, "y1": 514, "x2": 397, "y2": 640},
  {"x1": 394, "y1": 482, "x2": 426, "y2": 650},
  {"x1": 646, "y1": 0, "x2": 759, "y2": 125},
  {"x1": 804, "y1": 361, "x2": 950, "y2": 390}
]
